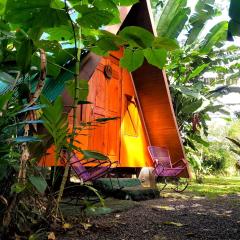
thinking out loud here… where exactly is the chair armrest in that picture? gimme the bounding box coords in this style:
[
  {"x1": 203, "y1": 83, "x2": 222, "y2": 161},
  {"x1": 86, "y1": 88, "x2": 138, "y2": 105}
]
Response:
[
  {"x1": 79, "y1": 158, "x2": 110, "y2": 166},
  {"x1": 172, "y1": 158, "x2": 188, "y2": 167}
]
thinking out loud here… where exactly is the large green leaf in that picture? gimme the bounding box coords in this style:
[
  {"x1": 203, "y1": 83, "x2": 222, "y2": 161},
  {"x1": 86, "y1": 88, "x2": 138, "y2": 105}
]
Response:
[
  {"x1": 191, "y1": 134, "x2": 209, "y2": 147},
  {"x1": 187, "y1": 63, "x2": 209, "y2": 81},
  {"x1": 157, "y1": 0, "x2": 187, "y2": 37},
  {"x1": 65, "y1": 79, "x2": 89, "y2": 101},
  {"x1": 11, "y1": 183, "x2": 26, "y2": 193},
  {"x1": 173, "y1": 86, "x2": 202, "y2": 99},
  {"x1": 29, "y1": 175, "x2": 47, "y2": 194},
  {"x1": 93, "y1": 35, "x2": 120, "y2": 54},
  {"x1": 31, "y1": 54, "x2": 60, "y2": 78},
  {"x1": 76, "y1": 5, "x2": 115, "y2": 29},
  {"x1": 186, "y1": 0, "x2": 216, "y2": 45},
  {"x1": 0, "y1": 0, "x2": 7, "y2": 15},
  {"x1": 120, "y1": 48, "x2": 144, "y2": 72},
  {"x1": 50, "y1": 0, "x2": 65, "y2": 9},
  {"x1": 4, "y1": 0, "x2": 68, "y2": 28},
  {"x1": 40, "y1": 95, "x2": 68, "y2": 153},
  {"x1": 144, "y1": 48, "x2": 167, "y2": 69},
  {"x1": 226, "y1": 137, "x2": 240, "y2": 148},
  {"x1": 164, "y1": 7, "x2": 190, "y2": 39},
  {"x1": 0, "y1": 71, "x2": 15, "y2": 84},
  {"x1": 199, "y1": 21, "x2": 228, "y2": 54},
  {"x1": 119, "y1": 26, "x2": 154, "y2": 48},
  {"x1": 93, "y1": 0, "x2": 120, "y2": 24},
  {"x1": 54, "y1": 48, "x2": 76, "y2": 65},
  {"x1": 16, "y1": 39, "x2": 34, "y2": 73},
  {"x1": 181, "y1": 99, "x2": 203, "y2": 114},
  {"x1": 152, "y1": 37, "x2": 179, "y2": 51},
  {"x1": 115, "y1": 0, "x2": 138, "y2": 5},
  {"x1": 34, "y1": 40, "x2": 62, "y2": 53},
  {"x1": 44, "y1": 25, "x2": 74, "y2": 41},
  {"x1": 81, "y1": 150, "x2": 109, "y2": 160},
  {"x1": 0, "y1": 91, "x2": 13, "y2": 110}
]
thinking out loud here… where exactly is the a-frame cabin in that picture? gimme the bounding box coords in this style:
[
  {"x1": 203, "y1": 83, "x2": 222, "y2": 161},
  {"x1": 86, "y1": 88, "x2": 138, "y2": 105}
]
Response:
[{"x1": 40, "y1": 0, "x2": 190, "y2": 178}]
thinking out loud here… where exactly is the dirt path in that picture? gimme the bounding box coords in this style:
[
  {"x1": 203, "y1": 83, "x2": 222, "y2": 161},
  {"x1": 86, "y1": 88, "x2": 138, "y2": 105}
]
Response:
[{"x1": 59, "y1": 193, "x2": 240, "y2": 240}]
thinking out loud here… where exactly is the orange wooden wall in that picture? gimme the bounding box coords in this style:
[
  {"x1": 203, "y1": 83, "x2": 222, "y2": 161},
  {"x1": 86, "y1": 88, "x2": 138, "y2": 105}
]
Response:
[
  {"x1": 40, "y1": 51, "x2": 152, "y2": 168},
  {"x1": 78, "y1": 51, "x2": 152, "y2": 167}
]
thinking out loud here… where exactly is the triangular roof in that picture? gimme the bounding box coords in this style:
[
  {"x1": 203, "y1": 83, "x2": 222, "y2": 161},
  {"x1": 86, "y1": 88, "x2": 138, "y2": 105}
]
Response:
[
  {"x1": 70, "y1": 0, "x2": 190, "y2": 177},
  {"x1": 119, "y1": 0, "x2": 190, "y2": 177}
]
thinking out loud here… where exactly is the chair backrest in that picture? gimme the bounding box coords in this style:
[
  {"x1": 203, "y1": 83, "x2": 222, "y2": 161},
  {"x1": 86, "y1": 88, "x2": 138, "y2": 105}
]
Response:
[
  {"x1": 148, "y1": 146, "x2": 172, "y2": 168},
  {"x1": 70, "y1": 154, "x2": 90, "y2": 182}
]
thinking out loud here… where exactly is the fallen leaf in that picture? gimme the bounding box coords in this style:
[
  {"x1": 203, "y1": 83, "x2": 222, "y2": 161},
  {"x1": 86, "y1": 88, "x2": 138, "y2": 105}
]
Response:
[
  {"x1": 115, "y1": 214, "x2": 120, "y2": 218},
  {"x1": 29, "y1": 234, "x2": 38, "y2": 240},
  {"x1": 152, "y1": 205, "x2": 175, "y2": 211},
  {"x1": 162, "y1": 221, "x2": 185, "y2": 227},
  {"x1": 153, "y1": 235, "x2": 167, "y2": 240},
  {"x1": 48, "y1": 232, "x2": 56, "y2": 240},
  {"x1": 81, "y1": 222, "x2": 92, "y2": 230},
  {"x1": 185, "y1": 232, "x2": 196, "y2": 237},
  {"x1": 63, "y1": 223, "x2": 72, "y2": 229},
  {"x1": 15, "y1": 234, "x2": 21, "y2": 240},
  {"x1": 143, "y1": 229, "x2": 150, "y2": 233}
]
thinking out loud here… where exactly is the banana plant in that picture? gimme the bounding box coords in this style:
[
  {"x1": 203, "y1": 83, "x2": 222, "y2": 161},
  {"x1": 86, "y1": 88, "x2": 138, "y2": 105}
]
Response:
[
  {"x1": 226, "y1": 137, "x2": 240, "y2": 156},
  {"x1": 153, "y1": 0, "x2": 239, "y2": 174}
]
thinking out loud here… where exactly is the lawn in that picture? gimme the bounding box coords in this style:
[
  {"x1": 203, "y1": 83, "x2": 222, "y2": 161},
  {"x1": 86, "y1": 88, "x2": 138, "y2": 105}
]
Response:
[{"x1": 187, "y1": 176, "x2": 240, "y2": 198}]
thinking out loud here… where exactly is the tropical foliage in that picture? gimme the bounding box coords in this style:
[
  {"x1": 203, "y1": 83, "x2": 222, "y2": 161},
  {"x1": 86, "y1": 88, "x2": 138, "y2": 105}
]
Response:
[
  {"x1": 153, "y1": 0, "x2": 240, "y2": 177},
  {"x1": 0, "y1": 0, "x2": 182, "y2": 237},
  {"x1": 227, "y1": 119, "x2": 240, "y2": 160}
]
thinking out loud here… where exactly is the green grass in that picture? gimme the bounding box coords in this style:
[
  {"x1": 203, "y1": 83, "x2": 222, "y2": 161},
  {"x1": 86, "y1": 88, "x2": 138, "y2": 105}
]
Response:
[{"x1": 187, "y1": 176, "x2": 240, "y2": 198}]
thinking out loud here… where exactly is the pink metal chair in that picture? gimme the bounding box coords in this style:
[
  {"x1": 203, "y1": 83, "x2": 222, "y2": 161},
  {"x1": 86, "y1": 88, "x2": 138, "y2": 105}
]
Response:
[{"x1": 148, "y1": 146, "x2": 189, "y2": 192}]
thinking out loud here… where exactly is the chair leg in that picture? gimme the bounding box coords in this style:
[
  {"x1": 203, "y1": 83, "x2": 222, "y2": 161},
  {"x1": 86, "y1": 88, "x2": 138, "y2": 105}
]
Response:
[
  {"x1": 157, "y1": 177, "x2": 168, "y2": 191},
  {"x1": 161, "y1": 178, "x2": 167, "y2": 191},
  {"x1": 173, "y1": 178, "x2": 189, "y2": 193}
]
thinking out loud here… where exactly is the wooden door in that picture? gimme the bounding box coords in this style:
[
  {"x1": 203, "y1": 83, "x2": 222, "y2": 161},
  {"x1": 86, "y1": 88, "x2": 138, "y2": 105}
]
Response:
[{"x1": 88, "y1": 56, "x2": 121, "y2": 162}]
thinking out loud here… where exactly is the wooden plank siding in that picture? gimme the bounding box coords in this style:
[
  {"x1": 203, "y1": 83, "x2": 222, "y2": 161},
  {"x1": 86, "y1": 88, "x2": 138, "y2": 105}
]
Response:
[{"x1": 132, "y1": 62, "x2": 189, "y2": 177}]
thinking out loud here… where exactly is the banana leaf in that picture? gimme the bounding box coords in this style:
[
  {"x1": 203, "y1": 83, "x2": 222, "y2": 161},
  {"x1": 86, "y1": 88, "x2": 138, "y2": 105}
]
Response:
[
  {"x1": 186, "y1": 0, "x2": 216, "y2": 45},
  {"x1": 164, "y1": 7, "x2": 190, "y2": 39},
  {"x1": 199, "y1": 21, "x2": 228, "y2": 54},
  {"x1": 157, "y1": 0, "x2": 187, "y2": 37},
  {"x1": 226, "y1": 137, "x2": 240, "y2": 148}
]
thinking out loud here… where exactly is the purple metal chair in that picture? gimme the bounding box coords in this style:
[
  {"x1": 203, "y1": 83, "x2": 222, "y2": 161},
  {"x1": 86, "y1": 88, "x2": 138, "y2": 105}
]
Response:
[
  {"x1": 61, "y1": 151, "x2": 117, "y2": 183},
  {"x1": 59, "y1": 150, "x2": 119, "y2": 205},
  {"x1": 148, "y1": 146, "x2": 189, "y2": 192}
]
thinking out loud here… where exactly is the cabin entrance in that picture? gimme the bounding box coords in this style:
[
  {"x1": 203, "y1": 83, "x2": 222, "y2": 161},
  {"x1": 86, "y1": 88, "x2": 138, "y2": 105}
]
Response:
[{"x1": 87, "y1": 56, "x2": 121, "y2": 162}]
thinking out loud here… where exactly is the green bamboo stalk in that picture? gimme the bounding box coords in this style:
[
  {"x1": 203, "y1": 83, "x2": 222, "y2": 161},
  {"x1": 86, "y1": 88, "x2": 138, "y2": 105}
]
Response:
[{"x1": 54, "y1": 0, "x2": 82, "y2": 221}]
